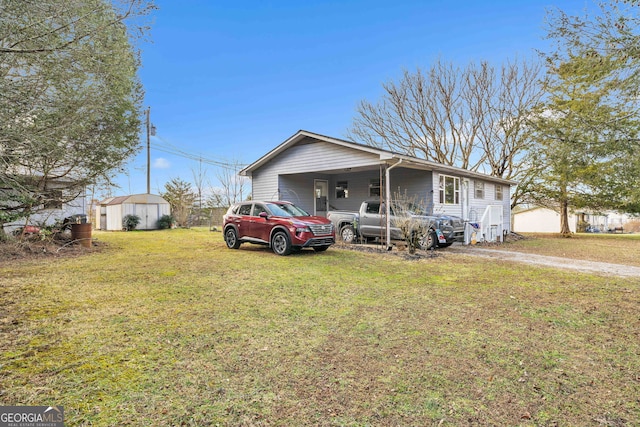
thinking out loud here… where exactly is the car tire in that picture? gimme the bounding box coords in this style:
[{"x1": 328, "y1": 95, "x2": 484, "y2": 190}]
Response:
[
  {"x1": 420, "y1": 230, "x2": 437, "y2": 250},
  {"x1": 313, "y1": 245, "x2": 330, "y2": 252},
  {"x1": 271, "y1": 231, "x2": 292, "y2": 256},
  {"x1": 340, "y1": 225, "x2": 355, "y2": 244},
  {"x1": 224, "y1": 227, "x2": 241, "y2": 249}
]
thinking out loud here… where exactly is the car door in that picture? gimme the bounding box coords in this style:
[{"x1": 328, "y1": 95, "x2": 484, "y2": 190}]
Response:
[
  {"x1": 360, "y1": 201, "x2": 385, "y2": 238},
  {"x1": 234, "y1": 203, "x2": 253, "y2": 238},
  {"x1": 248, "y1": 203, "x2": 271, "y2": 243}
]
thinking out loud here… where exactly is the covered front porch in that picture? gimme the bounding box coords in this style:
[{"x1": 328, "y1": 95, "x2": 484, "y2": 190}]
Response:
[{"x1": 275, "y1": 163, "x2": 436, "y2": 218}]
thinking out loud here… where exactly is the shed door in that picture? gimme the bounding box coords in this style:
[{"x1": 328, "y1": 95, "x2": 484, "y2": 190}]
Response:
[
  {"x1": 136, "y1": 204, "x2": 159, "y2": 230},
  {"x1": 314, "y1": 180, "x2": 328, "y2": 217}
]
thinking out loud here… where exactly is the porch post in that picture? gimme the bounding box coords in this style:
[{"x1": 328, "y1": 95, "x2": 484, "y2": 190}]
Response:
[{"x1": 385, "y1": 159, "x2": 403, "y2": 249}]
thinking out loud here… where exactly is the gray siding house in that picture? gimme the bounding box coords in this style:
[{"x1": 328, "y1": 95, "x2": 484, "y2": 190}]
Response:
[{"x1": 241, "y1": 130, "x2": 515, "y2": 243}]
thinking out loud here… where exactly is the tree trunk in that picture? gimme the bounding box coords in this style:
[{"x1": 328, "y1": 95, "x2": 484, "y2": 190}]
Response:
[{"x1": 559, "y1": 199, "x2": 572, "y2": 237}]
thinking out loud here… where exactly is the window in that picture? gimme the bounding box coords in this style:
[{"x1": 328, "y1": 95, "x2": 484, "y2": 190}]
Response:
[
  {"x1": 439, "y1": 175, "x2": 460, "y2": 205},
  {"x1": 474, "y1": 181, "x2": 485, "y2": 199},
  {"x1": 495, "y1": 184, "x2": 503, "y2": 201},
  {"x1": 336, "y1": 181, "x2": 349, "y2": 199},
  {"x1": 43, "y1": 190, "x2": 63, "y2": 209},
  {"x1": 365, "y1": 202, "x2": 380, "y2": 214},
  {"x1": 252, "y1": 204, "x2": 267, "y2": 217},
  {"x1": 238, "y1": 204, "x2": 252, "y2": 215},
  {"x1": 369, "y1": 179, "x2": 381, "y2": 197}
]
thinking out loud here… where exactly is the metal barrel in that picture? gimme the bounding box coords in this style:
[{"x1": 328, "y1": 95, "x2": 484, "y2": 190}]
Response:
[{"x1": 71, "y1": 223, "x2": 92, "y2": 248}]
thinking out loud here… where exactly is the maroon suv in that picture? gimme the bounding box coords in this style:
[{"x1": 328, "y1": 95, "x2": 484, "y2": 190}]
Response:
[{"x1": 223, "y1": 201, "x2": 335, "y2": 256}]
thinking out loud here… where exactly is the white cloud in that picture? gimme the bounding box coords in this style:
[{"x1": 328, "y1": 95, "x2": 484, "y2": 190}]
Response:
[{"x1": 153, "y1": 157, "x2": 171, "y2": 169}]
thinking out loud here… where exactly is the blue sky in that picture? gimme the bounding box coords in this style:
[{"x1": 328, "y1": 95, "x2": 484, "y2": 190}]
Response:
[{"x1": 116, "y1": 0, "x2": 591, "y2": 196}]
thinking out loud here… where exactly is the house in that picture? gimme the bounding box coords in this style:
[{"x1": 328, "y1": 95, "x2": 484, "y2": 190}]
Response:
[
  {"x1": 240, "y1": 130, "x2": 515, "y2": 244},
  {"x1": 513, "y1": 206, "x2": 632, "y2": 233},
  {"x1": 2, "y1": 179, "x2": 87, "y2": 234},
  {"x1": 95, "y1": 193, "x2": 170, "y2": 231}
]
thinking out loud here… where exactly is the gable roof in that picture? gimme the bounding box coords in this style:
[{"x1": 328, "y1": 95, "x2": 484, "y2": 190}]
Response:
[{"x1": 241, "y1": 130, "x2": 516, "y2": 185}]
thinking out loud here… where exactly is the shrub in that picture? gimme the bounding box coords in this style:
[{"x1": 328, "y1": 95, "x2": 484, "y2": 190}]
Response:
[
  {"x1": 123, "y1": 214, "x2": 141, "y2": 231},
  {"x1": 391, "y1": 194, "x2": 434, "y2": 254},
  {"x1": 157, "y1": 214, "x2": 175, "y2": 230}
]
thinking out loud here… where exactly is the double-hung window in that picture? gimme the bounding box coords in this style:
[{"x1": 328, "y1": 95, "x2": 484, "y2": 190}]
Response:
[
  {"x1": 475, "y1": 181, "x2": 485, "y2": 199},
  {"x1": 439, "y1": 175, "x2": 460, "y2": 205}
]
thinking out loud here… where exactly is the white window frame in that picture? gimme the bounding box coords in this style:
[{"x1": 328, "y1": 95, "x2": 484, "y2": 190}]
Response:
[
  {"x1": 495, "y1": 184, "x2": 503, "y2": 201},
  {"x1": 474, "y1": 181, "x2": 485, "y2": 199},
  {"x1": 439, "y1": 175, "x2": 460, "y2": 205}
]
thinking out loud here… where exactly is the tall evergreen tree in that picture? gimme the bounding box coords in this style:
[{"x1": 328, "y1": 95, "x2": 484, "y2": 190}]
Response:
[
  {"x1": 161, "y1": 178, "x2": 196, "y2": 227},
  {"x1": 528, "y1": 2, "x2": 640, "y2": 235},
  {"x1": 0, "y1": 0, "x2": 155, "y2": 233}
]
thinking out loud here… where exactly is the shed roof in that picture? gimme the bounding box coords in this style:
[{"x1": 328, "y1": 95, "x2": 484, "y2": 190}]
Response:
[
  {"x1": 240, "y1": 130, "x2": 517, "y2": 185},
  {"x1": 100, "y1": 193, "x2": 169, "y2": 206}
]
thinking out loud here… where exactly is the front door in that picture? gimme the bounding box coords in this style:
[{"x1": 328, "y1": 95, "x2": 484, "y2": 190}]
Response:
[{"x1": 314, "y1": 179, "x2": 328, "y2": 217}]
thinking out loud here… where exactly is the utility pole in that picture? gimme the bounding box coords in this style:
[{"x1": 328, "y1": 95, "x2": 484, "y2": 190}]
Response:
[{"x1": 146, "y1": 107, "x2": 151, "y2": 194}]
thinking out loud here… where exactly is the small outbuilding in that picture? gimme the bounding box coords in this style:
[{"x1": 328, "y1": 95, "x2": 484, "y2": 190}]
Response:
[
  {"x1": 96, "y1": 193, "x2": 170, "y2": 231},
  {"x1": 513, "y1": 206, "x2": 631, "y2": 234}
]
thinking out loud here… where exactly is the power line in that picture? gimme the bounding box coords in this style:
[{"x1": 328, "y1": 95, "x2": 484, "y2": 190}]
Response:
[{"x1": 149, "y1": 136, "x2": 248, "y2": 171}]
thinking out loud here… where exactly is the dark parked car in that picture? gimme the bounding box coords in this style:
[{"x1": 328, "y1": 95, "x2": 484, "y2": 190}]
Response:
[{"x1": 223, "y1": 201, "x2": 335, "y2": 256}]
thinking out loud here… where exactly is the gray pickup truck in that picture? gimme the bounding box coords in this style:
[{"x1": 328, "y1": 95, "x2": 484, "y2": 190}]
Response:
[{"x1": 326, "y1": 200, "x2": 464, "y2": 249}]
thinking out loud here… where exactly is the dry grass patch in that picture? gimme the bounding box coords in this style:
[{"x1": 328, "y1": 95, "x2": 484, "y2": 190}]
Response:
[
  {"x1": 1, "y1": 229, "x2": 638, "y2": 426},
  {"x1": 488, "y1": 233, "x2": 640, "y2": 267}
]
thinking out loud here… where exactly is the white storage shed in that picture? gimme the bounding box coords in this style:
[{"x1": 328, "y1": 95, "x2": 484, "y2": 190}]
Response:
[{"x1": 96, "y1": 193, "x2": 170, "y2": 231}]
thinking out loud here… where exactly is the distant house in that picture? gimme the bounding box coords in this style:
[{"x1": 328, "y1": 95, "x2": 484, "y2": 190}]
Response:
[
  {"x1": 240, "y1": 130, "x2": 515, "y2": 243},
  {"x1": 95, "y1": 193, "x2": 170, "y2": 231},
  {"x1": 514, "y1": 206, "x2": 632, "y2": 233},
  {"x1": 2, "y1": 178, "x2": 87, "y2": 234}
]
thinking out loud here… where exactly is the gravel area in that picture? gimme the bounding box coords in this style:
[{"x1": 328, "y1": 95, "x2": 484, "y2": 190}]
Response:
[{"x1": 447, "y1": 245, "x2": 640, "y2": 278}]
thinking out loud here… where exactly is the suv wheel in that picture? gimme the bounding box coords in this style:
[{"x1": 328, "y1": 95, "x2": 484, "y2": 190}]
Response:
[
  {"x1": 224, "y1": 227, "x2": 241, "y2": 249},
  {"x1": 271, "y1": 231, "x2": 292, "y2": 256}
]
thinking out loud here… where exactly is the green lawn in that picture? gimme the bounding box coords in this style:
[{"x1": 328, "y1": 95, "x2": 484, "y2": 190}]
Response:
[{"x1": 1, "y1": 229, "x2": 638, "y2": 426}]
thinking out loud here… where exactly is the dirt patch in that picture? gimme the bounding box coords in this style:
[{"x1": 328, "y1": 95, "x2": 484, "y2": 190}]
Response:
[
  {"x1": 0, "y1": 236, "x2": 104, "y2": 265},
  {"x1": 335, "y1": 241, "x2": 443, "y2": 261}
]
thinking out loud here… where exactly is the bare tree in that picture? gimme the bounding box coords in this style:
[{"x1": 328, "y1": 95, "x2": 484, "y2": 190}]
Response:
[
  {"x1": 212, "y1": 160, "x2": 249, "y2": 208},
  {"x1": 390, "y1": 192, "x2": 435, "y2": 254},
  {"x1": 349, "y1": 58, "x2": 544, "y2": 208},
  {"x1": 191, "y1": 159, "x2": 207, "y2": 226}
]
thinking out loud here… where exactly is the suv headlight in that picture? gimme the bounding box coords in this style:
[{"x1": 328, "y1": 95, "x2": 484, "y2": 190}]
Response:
[{"x1": 295, "y1": 226, "x2": 311, "y2": 233}]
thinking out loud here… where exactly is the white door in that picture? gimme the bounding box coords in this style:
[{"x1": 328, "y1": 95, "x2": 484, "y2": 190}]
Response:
[
  {"x1": 314, "y1": 180, "x2": 328, "y2": 217},
  {"x1": 135, "y1": 204, "x2": 159, "y2": 229}
]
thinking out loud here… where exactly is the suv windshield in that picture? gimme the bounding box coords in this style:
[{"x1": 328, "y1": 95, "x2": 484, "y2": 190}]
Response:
[{"x1": 266, "y1": 202, "x2": 310, "y2": 217}]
